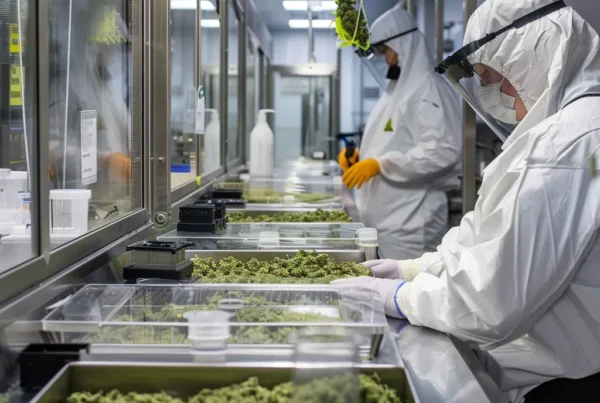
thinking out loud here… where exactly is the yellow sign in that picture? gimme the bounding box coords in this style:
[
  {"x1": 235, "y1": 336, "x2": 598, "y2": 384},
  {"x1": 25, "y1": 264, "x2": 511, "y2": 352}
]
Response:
[
  {"x1": 9, "y1": 24, "x2": 20, "y2": 53},
  {"x1": 10, "y1": 65, "x2": 23, "y2": 107}
]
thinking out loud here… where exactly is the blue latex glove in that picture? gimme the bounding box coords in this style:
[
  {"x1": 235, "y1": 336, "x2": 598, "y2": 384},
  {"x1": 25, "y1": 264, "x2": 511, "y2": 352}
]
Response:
[{"x1": 331, "y1": 277, "x2": 406, "y2": 319}]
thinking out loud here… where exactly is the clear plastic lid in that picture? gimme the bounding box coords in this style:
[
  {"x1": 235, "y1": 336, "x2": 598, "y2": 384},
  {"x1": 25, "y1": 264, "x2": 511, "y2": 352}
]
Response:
[
  {"x1": 42, "y1": 283, "x2": 387, "y2": 352},
  {"x1": 181, "y1": 238, "x2": 360, "y2": 251},
  {"x1": 159, "y1": 223, "x2": 363, "y2": 242}
]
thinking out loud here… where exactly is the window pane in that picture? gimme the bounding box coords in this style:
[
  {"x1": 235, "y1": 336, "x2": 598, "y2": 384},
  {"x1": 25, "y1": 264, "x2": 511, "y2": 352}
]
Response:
[
  {"x1": 200, "y1": 0, "x2": 220, "y2": 173},
  {"x1": 227, "y1": 3, "x2": 239, "y2": 163},
  {"x1": 47, "y1": 0, "x2": 141, "y2": 248},
  {"x1": 170, "y1": 5, "x2": 198, "y2": 189},
  {"x1": 0, "y1": 0, "x2": 37, "y2": 273}
]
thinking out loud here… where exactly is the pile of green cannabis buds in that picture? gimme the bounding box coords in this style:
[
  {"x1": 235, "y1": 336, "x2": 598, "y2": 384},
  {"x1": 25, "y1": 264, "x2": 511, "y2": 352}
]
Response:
[
  {"x1": 226, "y1": 209, "x2": 352, "y2": 223},
  {"x1": 191, "y1": 250, "x2": 371, "y2": 284},
  {"x1": 336, "y1": 0, "x2": 370, "y2": 49},
  {"x1": 65, "y1": 373, "x2": 402, "y2": 403}
]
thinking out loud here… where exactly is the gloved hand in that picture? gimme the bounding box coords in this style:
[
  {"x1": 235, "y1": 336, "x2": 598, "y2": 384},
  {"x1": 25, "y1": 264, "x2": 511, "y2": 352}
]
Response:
[
  {"x1": 106, "y1": 152, "x2": 132, "y2": 182},
  {"x1": 363, "y1": 259, "x2": 402, "y2": 279},
  {"x1": 338, "y1": 147, "x2": 359, "y2": 173},
  {"x1": 342, "y1": 158, "x2": 380, "y2": 189},
  {"x1": 331, "y1": 277, "x2": 406, "y2": 319}
]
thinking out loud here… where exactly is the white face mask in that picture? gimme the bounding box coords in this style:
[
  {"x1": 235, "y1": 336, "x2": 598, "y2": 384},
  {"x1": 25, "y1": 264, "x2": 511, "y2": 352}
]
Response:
[{"x1": 475, "y1": 81, "x2": 518, "y2": 125}]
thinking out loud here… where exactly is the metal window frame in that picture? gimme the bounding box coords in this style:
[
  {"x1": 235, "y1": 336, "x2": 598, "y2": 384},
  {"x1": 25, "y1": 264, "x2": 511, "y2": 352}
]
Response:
[{"x1": 0, "y1": 0, "x2": 150, "y2": 307}]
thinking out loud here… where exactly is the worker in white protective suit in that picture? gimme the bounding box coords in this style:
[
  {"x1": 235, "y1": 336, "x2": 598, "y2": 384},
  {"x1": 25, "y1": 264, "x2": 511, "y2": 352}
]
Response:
[
  {"x1": 338, "y1": 5, "x2": 462, "y2": 260},
  {"x1": 334, "y1": 0, "x2": 600, "y2": 402}
]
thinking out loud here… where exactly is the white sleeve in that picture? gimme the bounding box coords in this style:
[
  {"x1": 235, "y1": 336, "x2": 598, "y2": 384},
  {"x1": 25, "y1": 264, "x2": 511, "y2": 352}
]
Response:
[
  {"x1": 400, "y1": 226, "x2": 464, "y2": 281},
  {"x1": 376, "y1": 83, "x2": 461, "y2": 185},
  {"x1": 395, "y1": 166, "x2": 597, "y2": 349}
]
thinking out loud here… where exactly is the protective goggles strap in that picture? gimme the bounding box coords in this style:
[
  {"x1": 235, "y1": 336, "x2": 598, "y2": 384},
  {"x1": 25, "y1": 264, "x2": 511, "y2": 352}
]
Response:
[{"x1": 436, "y1": 0, "x2": 566, "y2": 74}]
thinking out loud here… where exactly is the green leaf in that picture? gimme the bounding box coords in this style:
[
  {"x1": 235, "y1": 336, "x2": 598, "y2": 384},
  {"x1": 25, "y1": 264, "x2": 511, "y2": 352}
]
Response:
[{"x1": 384, "y1": 118, "x2": 394, "y2": 132}]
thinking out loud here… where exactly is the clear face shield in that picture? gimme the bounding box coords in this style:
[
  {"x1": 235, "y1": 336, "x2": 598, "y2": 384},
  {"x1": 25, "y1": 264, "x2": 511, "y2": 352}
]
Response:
[
  {"x1": 434, "y1": 0, "x2": 566, "y2": 141},
  {"x1": 355, "y1": 27, "x2": 418, "y2": 89}
]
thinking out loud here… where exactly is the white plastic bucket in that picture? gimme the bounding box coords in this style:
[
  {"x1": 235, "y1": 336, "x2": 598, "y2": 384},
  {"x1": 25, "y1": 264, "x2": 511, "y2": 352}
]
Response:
[{"x1": 50, "y1": 189, "x2": 92, "y2": 235}]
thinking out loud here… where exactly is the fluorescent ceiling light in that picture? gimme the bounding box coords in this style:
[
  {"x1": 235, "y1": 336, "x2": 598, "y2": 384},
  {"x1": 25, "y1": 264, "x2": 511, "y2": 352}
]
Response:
[
  {"x1": 289, "y1": 19, "x2": 333, "y2": 29},
  {"x1": 201, "y1": 19, "x2": 220, "y2": 28},
  {"x1": 283, "y1": 1, "x2": 337, "y2": 11},
  {"x1": 171, "y1": 0, "x2": 216, "y2": 10}
]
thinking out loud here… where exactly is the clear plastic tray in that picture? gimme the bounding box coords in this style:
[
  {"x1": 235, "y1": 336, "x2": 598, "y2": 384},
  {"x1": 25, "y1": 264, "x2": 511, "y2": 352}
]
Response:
[
  {"x1": 159, "y1": 223, "x2": 363, "y2": 241},
  {"x1": 42, "y1": 283, "x2": 387, "y2": 352},
  {"x1": 182, "y1": 238, "x2": 360, "y2": 251},
  {"x1": 218, "y1": 175, "x2": 341, "y2": 205}
]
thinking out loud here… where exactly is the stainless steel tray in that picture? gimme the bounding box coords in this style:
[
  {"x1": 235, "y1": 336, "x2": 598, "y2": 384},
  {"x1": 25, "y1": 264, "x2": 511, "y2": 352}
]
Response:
[
  {"x1": 31, "y1": 362, "x2": 415, "y2": 403},
  {"x1": 184, "y1": 250, "x2": 366, "y2": 263}
]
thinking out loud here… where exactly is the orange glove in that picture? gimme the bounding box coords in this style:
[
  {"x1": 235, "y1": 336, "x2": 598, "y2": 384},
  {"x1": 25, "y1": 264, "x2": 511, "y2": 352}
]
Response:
[
  {"x1": 342, "y1": 158, "x2": 380, "y2": 189},
  {"x1": 106, "y1": 152, "x2": 132, "y2": 182},
  {"x1": 338, "y1": 147, "x2": 359, "y2": 173}
]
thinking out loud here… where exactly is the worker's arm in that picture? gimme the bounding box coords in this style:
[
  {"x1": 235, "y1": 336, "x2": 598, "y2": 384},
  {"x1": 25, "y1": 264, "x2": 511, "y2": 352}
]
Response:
[
  {"x1": 376, "y1": 80, "x2": 462, "y2": 185},
  {"x1": 396, "y1": 165, "x2": 597, "y2": 348}
]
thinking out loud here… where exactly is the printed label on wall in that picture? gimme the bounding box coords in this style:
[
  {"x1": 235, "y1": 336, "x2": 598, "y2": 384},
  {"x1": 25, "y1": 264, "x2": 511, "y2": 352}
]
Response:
[
  {"x1": 80, "y1": 110, "x2": 98, "y2": 185},
  {"x1": 195, "y1": 86, "x2": 206, "y2": 135},
  {"x1": 10, "y1": 65, "x2": 23, "y2": 106},
  {"x1": 9, "y1": 24, "x2": 20, "y2": 53}
]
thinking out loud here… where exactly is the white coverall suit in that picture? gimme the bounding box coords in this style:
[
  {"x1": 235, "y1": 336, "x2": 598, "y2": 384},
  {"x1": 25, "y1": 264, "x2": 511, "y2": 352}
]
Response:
[
  {"x1": 391, "y1": 1, "x2": 600, "y2": 401},
  {"x1": 357, "y1": 6, "x2": 462, "y2": 260}
]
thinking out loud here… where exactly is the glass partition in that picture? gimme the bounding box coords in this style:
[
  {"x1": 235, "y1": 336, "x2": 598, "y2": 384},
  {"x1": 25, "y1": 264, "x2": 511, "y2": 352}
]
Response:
[
  {"x1": 170, "y1": 2, "x2": 198, "y2": 189},
  {"x1": 47, "y1": 0, "x2": 141, "y2": 249},
  {"x1": 200, "y1": 0, "x2": 221, "y2": 174},
  {"x1": 245, "y1": 36, "x2": 256, "y2": 163},
  {"x1": 227, "y1": 2, "x2": 239, "y2": 164},
  {"x1": 0, "y1": 0, "x2": 37, "y2": 273}
]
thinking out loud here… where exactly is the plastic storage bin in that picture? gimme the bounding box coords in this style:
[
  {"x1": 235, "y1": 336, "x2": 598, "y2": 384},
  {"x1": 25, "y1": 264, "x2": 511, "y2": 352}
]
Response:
[
  {"x1": 42, "y1": 283, "x2": 388, "y2": 357},
  {"x1": 50, "y1": 189, "x2": 92, "y2": 234}
]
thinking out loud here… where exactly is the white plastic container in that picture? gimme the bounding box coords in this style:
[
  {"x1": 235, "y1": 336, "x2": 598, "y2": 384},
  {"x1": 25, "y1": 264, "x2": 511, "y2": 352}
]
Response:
[
  {"x1": 356, "y1": 228, "x2": 378, "y2": 261},
  {"x1": 0, "y1": 169, "x2": 10, "y2": 210},
  {"x1": 50, "y1": 189, "x2": 92, "y2": 235},
  {"x1": 5, "y1": 171, "x2": 27, "y2": 210},
  {"x1": 203, "y1": 109, "x2": 221, "y2": 173},
  {"x1": 183, "y1": 310, "x2": 230, "y2": 351},
  {"x1": 249, "y1": 109, "x2": 275, "y2": 178}
]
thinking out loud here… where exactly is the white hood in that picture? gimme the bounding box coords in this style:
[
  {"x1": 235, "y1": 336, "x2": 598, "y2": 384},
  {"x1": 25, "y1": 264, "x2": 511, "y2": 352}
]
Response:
[{"x1": 464, "y1": 0, "x2": 600, "y2": 122}]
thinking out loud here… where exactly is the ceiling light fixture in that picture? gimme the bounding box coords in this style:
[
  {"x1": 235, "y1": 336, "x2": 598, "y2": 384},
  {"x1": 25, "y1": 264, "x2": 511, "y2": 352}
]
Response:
[
  {"x1": 171, "y1": 0, "x2": 216, "y2": 10},
  {"x1": 288, "y1": 19, "x2": 333, "y2": 29},
  {"x1": 201, "y1": 19, "x2": 220, "y2": 28},
  {"x1": 283, "y1": 1, "x2": 337, "y2": 12}
]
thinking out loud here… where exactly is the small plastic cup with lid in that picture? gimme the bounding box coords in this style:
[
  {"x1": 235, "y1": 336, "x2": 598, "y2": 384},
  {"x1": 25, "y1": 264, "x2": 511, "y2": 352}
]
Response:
[
  {"x1": 184, "y1": 310, "x2": 230, "y2": 351},
  {"x1": 356, "y1": 228, "x2": 378, "y2": 247},
  {"x1": 50, "y1": 189, "x2": 92, "y2": 235},
  {"x1": 356, "y1": 228, "x2": 378, "y2": 261},
  {"x1": 259, "y1": 231, "x2": 280, "y2": 249}
]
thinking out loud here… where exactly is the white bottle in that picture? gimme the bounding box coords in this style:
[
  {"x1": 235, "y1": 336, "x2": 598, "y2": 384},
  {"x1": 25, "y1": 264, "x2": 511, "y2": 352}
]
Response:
[
  {"x1": 203, "y1": 109, "x2": 221, "y2": 174},
  {"x1": 249, "y1": 109, "x2": 275, "y2": 178}
]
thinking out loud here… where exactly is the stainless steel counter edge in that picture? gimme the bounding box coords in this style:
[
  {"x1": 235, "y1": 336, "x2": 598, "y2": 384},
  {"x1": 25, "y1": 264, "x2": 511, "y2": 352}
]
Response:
[{"x1": 392, "y1": 321, "x2": 508, "y2": 403}]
